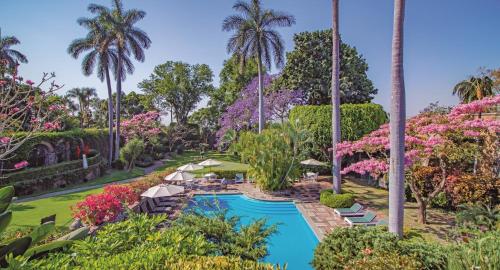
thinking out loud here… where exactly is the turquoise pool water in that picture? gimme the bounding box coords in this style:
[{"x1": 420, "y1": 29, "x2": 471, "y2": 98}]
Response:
[{"x1": 189, "y1": 194, "x2": 319, "y2": 270}]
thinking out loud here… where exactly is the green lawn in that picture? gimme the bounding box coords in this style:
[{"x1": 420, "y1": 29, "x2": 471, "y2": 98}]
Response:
[
  {"x1": 341, "y1": 177, "x2": 455, "y2": 243},
  {"x1": 10, "y1": 151, "x2": 246, "y2": 229}
]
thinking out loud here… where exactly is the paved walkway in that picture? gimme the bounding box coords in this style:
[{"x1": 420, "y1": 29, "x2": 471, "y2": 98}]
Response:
[{"x1": 16, "y1": 160, "x2": 165, "y2": 203}]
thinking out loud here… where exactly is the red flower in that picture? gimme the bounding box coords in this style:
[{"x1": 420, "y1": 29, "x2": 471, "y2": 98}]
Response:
[{"x1": 0, "y1": 80, "x2": 7, "y2": 86}]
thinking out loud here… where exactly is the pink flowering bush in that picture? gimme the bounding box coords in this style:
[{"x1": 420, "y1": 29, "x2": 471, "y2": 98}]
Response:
[
  {"x1": 72, "y1": 193, "x2": 123, "y2": 226},
  {"x1": 121, "y1": 111, "x2": 161, "y2": 142},
  {"x1": 103, "y1": 184, "x2": 138, "y2": 205},
  {"x1": 334, "y1": 96, "x2": 500, "y2": 223}
]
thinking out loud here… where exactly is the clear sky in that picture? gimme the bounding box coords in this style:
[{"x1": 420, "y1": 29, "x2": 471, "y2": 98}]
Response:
[{"x1": 1, "y1": 0, "x2": 499, "y2": 116}]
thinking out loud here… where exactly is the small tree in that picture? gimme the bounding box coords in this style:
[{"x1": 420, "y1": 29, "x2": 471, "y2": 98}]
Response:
[
  {"x1": 120, "y1": 139, "x2": 145, "y2": 172},
  {"x1": 336, "y1": 96, "x2": 500, "y2": 224}
]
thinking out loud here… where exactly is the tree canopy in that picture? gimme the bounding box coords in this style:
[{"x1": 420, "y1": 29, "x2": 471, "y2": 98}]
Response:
[
  {"x1": 273, "y1": 29, "x2": 377, "y2": 105},
  {"x1": 139, "y1": 61, "x2": 214, "y2": 124}
]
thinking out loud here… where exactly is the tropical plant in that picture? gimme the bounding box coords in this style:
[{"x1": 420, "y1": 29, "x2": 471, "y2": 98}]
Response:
[
  {"x1": 319, "y1": 189, "x2": 354, "y2": 208},
  {"x1": 139, "y1": 61, "x2": 214, "y2": 124},
  {"x1": 232, "y1": 123, "x2": 310, "y2": 191},
  {"x1": 455, "y1": 203, "x2": 500, "y2": 231},
  {"x1": 119, "y1": 138, "x2": 145, "y2": 171},
  {"x1": 222, "y1": 0, "x2": 295, "y2": 133},
  {"x1": 0, "y1": 28, "x2": 27, "y2": 69},
  {"x1": 87, "y1": 0, "x2": 152, "y2": 160},
  {"x1": 388, "y1": 0, "x2": 406, "y2": 237},
  {"x1": 453, "y1": 75, "x2": 495, "y2": 103},
  {"x1": 447, "y1": 231, "x2": 500, "y2": 270},
  {"x1": 0, "y1": 186, "x2": 88, "y2": 267},
  {"x1": 66, "y1": 87, "x2": 97, "y2": 128},
  {"x1": 331, "y1": 0, "x2": 341, "y2": 194}
]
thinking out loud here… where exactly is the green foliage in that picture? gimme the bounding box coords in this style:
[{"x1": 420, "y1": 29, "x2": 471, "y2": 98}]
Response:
[
  {"x1": 198, "y1": 169, "x2": 246, "y2": 180},
  {"x1": 319, "y1": 189, "x2": 355, "y2": 208},
  {"x1": 174, "y1": 210, "x2": 277, "y2": 261},
  {"x1": 344, "y1": 252, "x2": 421, "y2": 270},
  {"x1": 455, "y1": 203, "x2": 500, "y2": 231},
  {"x1": 232, "y1": 123, "x2": 310, "y2": 191},
  {"x1": 447, "y1": 231, "x2": 500, "y2": 270},
  {"x1": 139, "y1": 60, "x2": 214, "y2": 124},
  {"x1": 312, "y1": 227, "x2": 447, "y2": 270},
  {"x1": 120, "y1": 139, "x2": 145, "y2": 171},
  {"x1": 274, "y1": 29, "x2": 377, "y2": 105},
  {"x1": 166, "y1": 256, "x2": 284, "y2": 270},
  {"x1": 289, "y1": 103, "x2": 387, "y2": 158},
  {"x1": 430, "y1": 191, "x2": 451, "y2": 209}
]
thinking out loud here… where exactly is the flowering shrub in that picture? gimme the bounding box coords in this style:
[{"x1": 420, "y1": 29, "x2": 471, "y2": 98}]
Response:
[
  {"x1": 72, "y1": 193, "x2": 123, "y2": 226},
  {"x1": 216, "y1": 75, "x2": 305, "y2": 141},
  {"x1": 121, "y1": 111, "x2": 161, "y2": 142},
  {"x1": 334, "y1": 96, "x2": 500, "y2": 223},
  {"x1": 13, "y1": 160, "x2": 29, "y2": 169},
  {"x1": 103, "y1": 185, "x2": 138, "y2": 205}
]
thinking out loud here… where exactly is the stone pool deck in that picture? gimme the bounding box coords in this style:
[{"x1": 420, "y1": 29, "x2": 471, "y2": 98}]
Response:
[{"x1": 190, "y1": 181, "x2": 348, "y2": 240}]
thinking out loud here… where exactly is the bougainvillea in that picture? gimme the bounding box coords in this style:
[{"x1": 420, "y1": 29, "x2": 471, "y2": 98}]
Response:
[
  {"x1": 121, "y1": 111, "x2": 161, "y2": 142},
  {"x1": 72, "y1": 193, "x2": 123, "y2": 226},
  {"x1": 216, "y1": 74, "x2": 305, "y2": 140},
  {"x1": 103, "y1": 184, "x2": 138, "y2": 205},
  {"x1": 333, "y1": 95, "x2": 500, "y2": 223}
]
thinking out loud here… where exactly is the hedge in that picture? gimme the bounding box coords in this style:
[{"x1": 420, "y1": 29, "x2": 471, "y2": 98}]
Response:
[
  {"x1": 319, "y1": 189, "x2": 355, "y2": 208},
  {"x1": 195, "y1": 169, "x2": 247, "y2": 180},
  {"x1": 289, "y1": 103, "x2": 387, "y2": 155},
  {"x1": 2, "y1": 153, "x2": 102, "y2": 185}
]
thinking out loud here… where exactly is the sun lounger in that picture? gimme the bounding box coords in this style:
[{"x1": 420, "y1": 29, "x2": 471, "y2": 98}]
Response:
[
  {"x1": 153, "y1": 198, "x2": 177, "y2": 207},
  {"x1": 234, "y1": 173, "x2": 244, "y2": 184},
  {"x1": 344, "y1": 211, "x2": 377, "y2": 226},
  {"x1": 333, "y1": 203, "x2": 364, "y2": 217},
  {"x1": 146, "y1": 199, "x2": 171, "y2": 213}
]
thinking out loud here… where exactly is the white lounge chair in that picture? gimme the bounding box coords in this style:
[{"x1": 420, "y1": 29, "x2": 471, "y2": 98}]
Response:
[{"x1": 235, "y1": 173, "x2": 244, "y2": 184}]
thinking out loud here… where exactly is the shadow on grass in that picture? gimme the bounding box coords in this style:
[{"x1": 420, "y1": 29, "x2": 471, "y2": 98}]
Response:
[{"x1": 10, "y1": 204, "x2": 35, "y2": 211}]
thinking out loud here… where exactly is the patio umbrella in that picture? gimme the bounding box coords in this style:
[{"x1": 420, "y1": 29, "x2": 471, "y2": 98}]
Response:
[
  {"x1": 197, "y1": 159, "x2": 222, "y2": 166},
  {"x1": 300, "y1": 159, "x2": 326, "y2": 166},
  {"x1": 177, "y1": 163, "x2": 204, "y2": 172},
  {"x1": 141, "y1": 184, "x2": 185, "y2": 198},
  {"x1": 164, "y1": 171, "x2": 195, "y2": 182}
]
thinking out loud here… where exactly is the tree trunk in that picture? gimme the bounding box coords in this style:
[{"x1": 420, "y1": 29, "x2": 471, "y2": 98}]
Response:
[
  {"x1": 105, "y1": 67, "x2": 114, "y2": 166},
  {"x1": 256, "y1": 51, "x2": 264, "y2": 134},
  {"x1": 417, "y1": 200, "x2": 427, "y2": 224},
  {"x1": 331, "y1": 0, "x2": 342, "y2": 194},
  {"x1": 114, "y1": 48, "x2": 123, "y2": 160},
  {"x1": 389, "y1": 0, "x2": 406, "y2": 238}
]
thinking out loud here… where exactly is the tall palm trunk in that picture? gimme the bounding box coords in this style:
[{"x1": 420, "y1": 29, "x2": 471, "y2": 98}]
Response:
[
  {"x1": 78, "y1": 100, "x2": 84, "y2": 129},
  {"x1": 331, "y1": 0, "x2": 342, "y2": 194},
  {"x1": 105, "y1": 67, "x2": 114, "y2": 166},
  {"x1": 388, "y1": 0, "x2": 406, "y2": 238},
  {"x1": 256, "y1": 50, "x2": 264, "y2": 134},
  {"x1": 114, "y1": 48, "x2": 123, "y2": 160}
]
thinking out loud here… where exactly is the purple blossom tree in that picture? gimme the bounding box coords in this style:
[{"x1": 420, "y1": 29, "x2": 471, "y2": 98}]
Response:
[{"x1": 216, "y1": 75, "x2": 305, "y2": 141}]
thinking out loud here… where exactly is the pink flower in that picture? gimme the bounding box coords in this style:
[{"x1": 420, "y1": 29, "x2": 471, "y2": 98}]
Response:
[
  {"x1": 14, "y1": 161, "x2": 29, "y2": 169},
  {"x1": 0, "y1": 80, "x2": 7, "y2": 86},
  {"x1": 0, "y1": 137, "x2": 10, "y2": 144},
  {"x1": 26, "y1": 80, "x2": 35, "y2": 86}
]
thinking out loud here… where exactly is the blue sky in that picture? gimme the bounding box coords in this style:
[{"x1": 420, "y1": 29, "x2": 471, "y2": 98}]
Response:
[{"x1": 1, "y1": 0, "x2": 499, "y2": 116}]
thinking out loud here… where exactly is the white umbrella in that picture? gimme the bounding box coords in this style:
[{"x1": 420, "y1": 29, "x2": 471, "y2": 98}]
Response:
[
  {"x1": 177, "y1": 163, "x2": 204, "y2": 171},
  {"x1": 300, "y1": 159, "x2": 326, "y2": 166},
  {"x1": 141, "y1": 184, "x2": 185, "y2": 198},
  {"x1": 164, "y1": 171, "x2": 195, "y2": 181},
  {"x1": 198, "y1": 159, "x2": 222, "y2": 166}
]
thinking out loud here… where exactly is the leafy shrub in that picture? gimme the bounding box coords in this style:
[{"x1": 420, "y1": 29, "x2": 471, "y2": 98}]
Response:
[
  {"x1": 126, "y1": 168, "x2": 176, "y2": 197},
  {"x1": 312, "y1": 226, "x2": 446, "y2": 270},
  {"x1": 232, "y1": 123, "x2": 309, "y2": 191},
  {"x1": 344, "y1": 252, "x2": 421, "y2": 270},
  {"x1": 135, "y1": 154, "x2": 154, "y2": 167},
  {"x1": 167, "y1": 256, "x2": 284, "y2": 270},
  {"x1": 203, "y1": 169, "x2": 247, "y2": 180},
  {"x1": 447, "y1": 231, "x2": 500, "y2": 270},
  {"x1": 447, "y1": 174, "x2": 499, "y2": 207},
  {"x1": 120, "y1": 138, "x2": 145, "y2": 171},
  {"x1": 103, "y1": 185, "x2": 138, "y2": 205},
  {"x1": 319, "y1": 189, "x2": 355, "y2": 208},
  {"x1": 455, "y1": 203, "x2": 500, "y2": 231},
  {"x1": 430, "y1": 191, "x2": 451, "y2": 209},
  {"x1": 289, "y1": 104, "x2": 387, "y2": 158},
  {"x1": 71, "y1": 193, "x2": 123, "y2": 226}
]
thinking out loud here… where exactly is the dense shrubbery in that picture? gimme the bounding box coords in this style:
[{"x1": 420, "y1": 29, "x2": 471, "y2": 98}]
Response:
[
  {"x1": 19, "y1": 212, "x2": 280, "y2": 269},
  {"x1": 119, "y1": 139, "x2": 145, "y2": 171},
  {"x1": 319, "y1": 189, "x2": 355, "y2": 208},
  {"x1": 447, "y1": 230, "x2": 500, "y2": 270},
  {"x1": 288, "y1": 104, "x2": 387, "y2": 158},
  {"x1": 312, "y1": 227, "x2": 447, "y2": 270},
  {"x1": 232, "y1": 123, "x2": 310, "y2": 191}
]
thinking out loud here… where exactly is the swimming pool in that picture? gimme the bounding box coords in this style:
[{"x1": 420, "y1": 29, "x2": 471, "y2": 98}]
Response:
[{"x1": 189, "y1": 194, "x2": 319, "y2": 270}]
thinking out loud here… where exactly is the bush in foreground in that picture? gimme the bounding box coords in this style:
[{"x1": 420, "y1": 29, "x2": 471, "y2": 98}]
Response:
[{"x1": 319, "y1": 189, "x2": 355, "y2": 208}]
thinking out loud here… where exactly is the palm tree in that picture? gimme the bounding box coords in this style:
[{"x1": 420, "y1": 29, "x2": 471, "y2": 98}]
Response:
[
  {"x1": 389, "y1": 0, "x2": 406, "y2": 238},
  {"x1": 0, "y1": 28, "x2": 28, "y2": 70},
  {"x1": 68, "y1": 16, "x2": 134, "y2": 165},
  {"x1": 453, "y1": 76, "x2": 494, "y2": 103},
  {"x1": 331, "y1": 0, "x2": 341, "y2": 194},
  {"x1": 222, "y1": 0, "x2": 295, "y2": 133},
  {"x1": 66, "y1": 87, "x2": 97, "y2": 128},
  {"x1": 88, "y1": 0, "x2": 151, "y2": 160}
]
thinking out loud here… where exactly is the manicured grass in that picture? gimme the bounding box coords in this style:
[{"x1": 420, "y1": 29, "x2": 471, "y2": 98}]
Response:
[
  {"x1": 19, "y1": 168, "x2": 145, "y2": 199},
  {"x1": 9, "y1": 151, "x2": 247, "y2": 229},
  {"x1": 341, "y1": 177, "x2": 454, "y2": 242}
]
